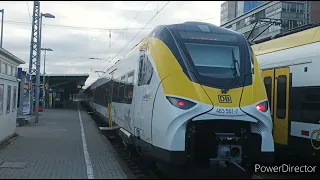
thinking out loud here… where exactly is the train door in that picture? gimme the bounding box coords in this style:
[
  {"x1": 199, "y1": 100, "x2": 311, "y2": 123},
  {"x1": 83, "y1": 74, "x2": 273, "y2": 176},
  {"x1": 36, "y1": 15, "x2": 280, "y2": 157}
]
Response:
[
  {"x1": 140, "y1": 52, "x2": 155, "y2": 144},
  {"x1": 262, "y1": 67, "x2": 290, "y2": 146},
  {"x1": 133, "y1": 50, "x2": 146, "y2": 139},
  {"x1": 108, "y1": 77, "x2": 113, "y2": 127}
]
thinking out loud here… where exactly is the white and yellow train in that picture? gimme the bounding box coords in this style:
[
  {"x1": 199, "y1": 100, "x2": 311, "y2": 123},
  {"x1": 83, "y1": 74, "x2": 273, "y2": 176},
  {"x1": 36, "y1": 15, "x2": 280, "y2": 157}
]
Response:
[
  {"x1": 82, "y1": 22, "x2": 274, "y2": 174},
  {"x1": 253, "y1": 24, "x2": 320, "y2": 162}
]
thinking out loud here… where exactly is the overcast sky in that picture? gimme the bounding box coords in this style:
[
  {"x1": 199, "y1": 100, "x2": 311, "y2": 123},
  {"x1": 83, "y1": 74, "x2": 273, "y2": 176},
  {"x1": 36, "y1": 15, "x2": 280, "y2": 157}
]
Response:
[{"x1": 1, "y1": 1, "x2": 224, "y2": 87}]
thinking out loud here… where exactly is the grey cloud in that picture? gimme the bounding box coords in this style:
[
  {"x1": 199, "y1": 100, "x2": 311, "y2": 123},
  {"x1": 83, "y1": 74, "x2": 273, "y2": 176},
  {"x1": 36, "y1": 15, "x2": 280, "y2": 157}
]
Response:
[{"x1": 1, "y1": 1, "x2": 224, "y2": 86}]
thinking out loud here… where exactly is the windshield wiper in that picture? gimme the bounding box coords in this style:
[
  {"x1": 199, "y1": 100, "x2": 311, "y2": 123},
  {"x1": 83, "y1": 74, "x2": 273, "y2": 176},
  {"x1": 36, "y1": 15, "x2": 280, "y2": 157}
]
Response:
[{"x1": 221, "y1": 49, "x2": 240, "y2": 94}]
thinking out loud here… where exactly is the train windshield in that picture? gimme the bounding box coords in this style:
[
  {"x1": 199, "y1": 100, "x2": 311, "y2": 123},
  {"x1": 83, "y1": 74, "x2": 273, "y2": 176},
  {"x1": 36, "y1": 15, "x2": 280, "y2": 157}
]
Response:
[
  {"x1": 185, "y1": 43, "x2": 240, "y2": 79},
  {"x1": 174, "y1": 30, "x2": 246, "y2": 81}
]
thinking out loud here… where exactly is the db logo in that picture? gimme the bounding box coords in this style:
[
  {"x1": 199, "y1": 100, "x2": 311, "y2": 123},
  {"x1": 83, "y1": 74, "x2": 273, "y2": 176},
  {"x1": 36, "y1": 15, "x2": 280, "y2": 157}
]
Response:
[{"x1": 218, "y1": 95, "x2": 232, "y2": 103}]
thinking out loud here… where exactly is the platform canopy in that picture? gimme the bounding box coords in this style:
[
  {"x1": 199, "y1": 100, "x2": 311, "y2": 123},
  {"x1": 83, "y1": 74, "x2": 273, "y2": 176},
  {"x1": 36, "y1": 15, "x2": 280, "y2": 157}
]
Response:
[{"x1": 45, "y1": 74, "x2": 89, "y2": 94}]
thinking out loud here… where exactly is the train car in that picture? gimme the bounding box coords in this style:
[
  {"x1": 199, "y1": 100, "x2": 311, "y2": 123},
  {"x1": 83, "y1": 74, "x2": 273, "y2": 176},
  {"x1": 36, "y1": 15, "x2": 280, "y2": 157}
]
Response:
[
  {"x1": 252, "y1": 24, "x2": 320, "y2": 162},
  {"x1": 82, "y1": 22, "x2": 274, "y2": 175}
]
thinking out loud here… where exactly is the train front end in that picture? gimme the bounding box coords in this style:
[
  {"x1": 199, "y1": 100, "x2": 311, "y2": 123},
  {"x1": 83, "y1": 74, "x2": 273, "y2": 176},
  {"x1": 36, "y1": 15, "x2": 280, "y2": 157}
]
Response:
[{"x1": 150, "y1": 22, "x2": 274, "y2": 173}]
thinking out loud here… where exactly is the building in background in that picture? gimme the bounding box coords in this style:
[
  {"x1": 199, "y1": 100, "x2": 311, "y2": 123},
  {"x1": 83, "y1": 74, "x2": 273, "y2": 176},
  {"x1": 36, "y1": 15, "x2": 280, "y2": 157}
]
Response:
[
  {"x1": 220, "y1": 1, "x2": 237, "y2": 25},
  {"x1": 220, "y1": 1, "x2": 316, "y2": 42},
  {"x1": 221, "y1": 1, "x2": 266, "y2": 25},
  {"x1": 0, "y1": 48, "x2": 25, "y2": 143},
  {"x1": 244, "y1": 1, "x2": 265, "y2": 13},
  {"x1": 310, "y1": 1, "x2": 320, "y2": 24}
]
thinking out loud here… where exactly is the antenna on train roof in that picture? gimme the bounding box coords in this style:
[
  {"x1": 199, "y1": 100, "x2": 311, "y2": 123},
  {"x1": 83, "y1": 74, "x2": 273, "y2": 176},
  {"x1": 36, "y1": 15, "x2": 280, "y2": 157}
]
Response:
[
  {"x1": 247, "y1": 18, "x2": 283, "y2": 44},
  {"x1": 94, "y1": 70, "x2": 105, "y2": 77},
  {"x1": 252, "y1": 22, "x2": 320, "y2": 45}
]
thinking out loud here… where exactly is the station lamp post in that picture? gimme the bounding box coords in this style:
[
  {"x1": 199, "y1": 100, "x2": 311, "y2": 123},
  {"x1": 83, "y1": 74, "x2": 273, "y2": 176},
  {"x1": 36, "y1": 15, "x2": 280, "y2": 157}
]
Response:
[
  {"x1": 35, "y1": 12, "x2": 55, "y2": 123},
  {"x1": 41, "y1": 48, "x2": 53, "y2": 111},
  {"x1": 89, "y1": 57, "x2": 112, "y2": 75},
  {"x1": 89, "y1": 57, "x2": 111, "y2": 62},
  {"x1": 0, "y1": 9, "x2": 4, "y2": 48}
]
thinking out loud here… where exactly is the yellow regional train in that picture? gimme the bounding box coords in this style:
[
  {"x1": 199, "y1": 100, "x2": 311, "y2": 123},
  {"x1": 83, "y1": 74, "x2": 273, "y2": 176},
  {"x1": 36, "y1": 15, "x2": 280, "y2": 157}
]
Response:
[
  {"x1": 252, "y1": 24, "x2": 320, "y2": 162},
  {"x1": 82, "y1": 22, "x2": 274, "y2": 176}
]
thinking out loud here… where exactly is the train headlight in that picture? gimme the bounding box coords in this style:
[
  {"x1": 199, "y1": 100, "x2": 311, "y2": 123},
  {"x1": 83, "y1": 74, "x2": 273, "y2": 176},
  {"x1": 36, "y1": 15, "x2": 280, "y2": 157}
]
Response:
[
  {"x1": 256, "y1": 101, "x2": 268, "y2": 112},
  {"x1": 166, "y1": 96, "x2": 196, "y2": 110}
]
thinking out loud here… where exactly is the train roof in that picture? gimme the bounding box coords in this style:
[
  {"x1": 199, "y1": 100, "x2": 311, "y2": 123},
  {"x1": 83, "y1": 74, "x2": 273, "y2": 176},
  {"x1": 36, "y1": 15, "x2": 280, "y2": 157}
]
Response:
[
  {"x1": 252, "y1": 23, "x2": 320, "y2": 56},
  {"x1": 166, "y1": 21, "x2": 240, "y2": 36},
  {"x1": 83, "y1": 21, "x2": 245, "y2": 93},
  {"x1": 104, "y1": 21, "x2": 242, "y2": 75}
]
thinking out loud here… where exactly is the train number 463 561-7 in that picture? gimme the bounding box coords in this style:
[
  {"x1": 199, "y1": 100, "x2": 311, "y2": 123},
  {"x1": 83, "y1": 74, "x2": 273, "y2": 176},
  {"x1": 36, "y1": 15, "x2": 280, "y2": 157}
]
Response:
[{"x1": 216, "y1": 108, "x2": 238, "y2": 114}]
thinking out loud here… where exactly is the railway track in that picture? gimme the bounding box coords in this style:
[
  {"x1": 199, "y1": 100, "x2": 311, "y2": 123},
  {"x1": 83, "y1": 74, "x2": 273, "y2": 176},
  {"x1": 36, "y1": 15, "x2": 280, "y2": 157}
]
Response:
[
  {"x1": 82, "y1": 102, "x2": 319, "y2": 179},
  {"x1": 83, "y1": 104, "x2": 170, "y2": 179},
  {"x1": 85, "y1": 108, "x2": 251, "y2": 179},
  {"x1": 82, "y1": 103, "x2": 256, "y2": 179}
]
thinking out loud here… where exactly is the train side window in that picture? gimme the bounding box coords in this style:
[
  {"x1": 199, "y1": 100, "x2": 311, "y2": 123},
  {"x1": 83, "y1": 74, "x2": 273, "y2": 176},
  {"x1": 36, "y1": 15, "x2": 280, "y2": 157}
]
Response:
[
  {"x1": 0, "y1": 84, "x2": 3, "y2": 115},
  {"x1": 277, "y1": 75, "x2": 287, "y2": 119},
  {"x1": 121, "y1": 75, "x2": 127, "y2": 101},
  {"x1": 264, "y1": 77, "x2": 272, "y2": 106},
  {"x1": 144, "y1": 57, "x2": 153, "y2": 85},
  {"x1": 96, "y1": 86, "x2": 99, "y2": 104},
  {"x1": 123, "y1": 75, "x2": 128, "y2": 100},
  {"x1": 7, "y1": 85, "x2": 11, "y2": 114},
  {"x1": 126, "y1": 72, "x2": 134, "y2": 104},
  {"x1": 107, "y1": 81, "x2": 112, "y2": 103},
  {"x1": 119, "y1": 81, "x2": 125, "y2": 103},
  {"x1": 138, "y1": 55, "x2": 145, "y2": 86},
  {"x1": 113, "y1": 81, "x2": 119, "y2": 102},
  {"x1": 103, "y1": 82, "x2": 109, "y2": 106}
]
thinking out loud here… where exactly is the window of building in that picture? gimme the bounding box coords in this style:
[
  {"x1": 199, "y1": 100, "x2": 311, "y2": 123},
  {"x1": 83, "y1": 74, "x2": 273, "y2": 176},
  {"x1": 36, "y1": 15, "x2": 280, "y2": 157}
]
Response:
[
  {"x1": 231, "y1": 23, "x2": 236, "y2": 30},
  {"x1": 282, "y1": 2, "x2": 289, "y2": 12},
  {"x1": 12, "y1": 66, "x2": 16, "y2": 77},
  {"x1": 265, "y1": 5, "x2": 274, "y2": 15},
  {"x1": 236, "y1": 21, "x2": 241, "y2": 30},
  {"x1": 244, "y1": 17, "x2": 251, "y2": 25},
  {"x1": 299, "y1": 4, "x2": 303, "y2": 13},
  {"x1": 274, "y1": 2, "x2": 281, "y2": 10},
  {"x1": 1, "y1": 62, "x2": 6, "y2": 74},
  {"x1": 290, "y1": 3, "x2": 298, "y2": 13},
  {"x1": 7, "y1": 64, "x2": 11, "y2": 76},
  {"x1": 0, "y1": 84, "x2": 3, "y2": 115},
  {"x1": 255, "y1": 10, "x2": 265, "y2": 20},
  {"x1": 6, "y1": 85, "x2": 11, "y2": 114},
  {"x1": 12, "y1": 86, "x2": 16, "y2": 112},
  {"x1": 296, "y1": 3, "x2": 300, "y2": 13},
  {"x1": 285, "y1": 20, "x2": 300, "y2": 30},
  {"x1": 288, "y1": 3, "x2": 291, "y2": 12}
]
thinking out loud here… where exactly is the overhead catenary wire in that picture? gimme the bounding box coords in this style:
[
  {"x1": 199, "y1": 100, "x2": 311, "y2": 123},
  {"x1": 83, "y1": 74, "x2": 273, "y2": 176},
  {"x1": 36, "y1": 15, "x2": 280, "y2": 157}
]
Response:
[
  {"x1": 9, "y1": 15, "x2": 216, "y2": 67},
  {"x1": 48, "y1": 64, "x2": 96, "y2": 69},
  {"x1": 11, "y1": 51, "x2": 113, "y2": 61},
  {"x1": 102, "y1": 1, "x2": 171, "y2": 71},
  {"x1": 0, "y1": 20, "x2": 154, "y2": 31},
  {"x1": 1, "y1": 16, "x2": 215, "y2": 33},
  {"x1": 106, "y1": 1, "x2": 149, "y2": 55}
]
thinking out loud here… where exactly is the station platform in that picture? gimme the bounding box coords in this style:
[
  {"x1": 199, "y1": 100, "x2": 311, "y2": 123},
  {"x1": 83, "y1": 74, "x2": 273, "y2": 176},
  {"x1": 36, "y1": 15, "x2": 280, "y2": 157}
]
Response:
[{"x1": 0, "y1": 102, "x2": 135, "y2": 179}]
